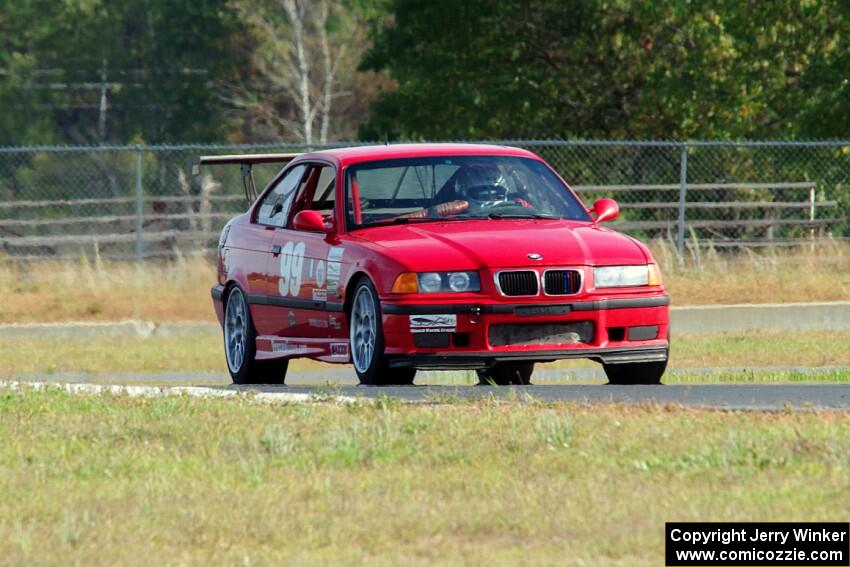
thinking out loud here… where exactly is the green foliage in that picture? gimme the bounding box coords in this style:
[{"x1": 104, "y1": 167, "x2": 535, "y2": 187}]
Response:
[
  {"x1": 0, "y1": 0, "x2": 247, "y2": 145},
  {"x1": 4, "y1": 1, "x2": 850, "y2": 144},
  {"x1": 361, "y1": 0, "x2": 850, "y2": 140}
]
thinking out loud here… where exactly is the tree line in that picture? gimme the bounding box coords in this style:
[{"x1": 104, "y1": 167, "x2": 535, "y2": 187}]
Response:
[{"x1": 2, "y1": 0, "x2": 850, "y2": 146}]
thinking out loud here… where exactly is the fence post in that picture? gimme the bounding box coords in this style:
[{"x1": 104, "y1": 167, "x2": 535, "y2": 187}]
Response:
[
  {"x1": 809, "y1": 185, "x2": 816, "y2": 241},
  {"x1": 676, "y1": 143, "x2": 688, "y2": 252},
  {"x1": 134, "y1": 144, "x2": 144, "y2": 262}
]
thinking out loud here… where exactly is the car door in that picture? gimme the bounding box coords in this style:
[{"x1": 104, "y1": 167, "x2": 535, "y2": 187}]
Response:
[
  {"x1": 248, "y1": 163, "x2": 308, "y2": 336},
  {"x1": 267, "y1": 162, "x2": 346, "y2": 342}
]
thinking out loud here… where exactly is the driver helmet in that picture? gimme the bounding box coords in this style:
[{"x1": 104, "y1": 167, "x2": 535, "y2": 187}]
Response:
[{"x1": 455, "y1": 164, "x2": 510, "y2": 203}]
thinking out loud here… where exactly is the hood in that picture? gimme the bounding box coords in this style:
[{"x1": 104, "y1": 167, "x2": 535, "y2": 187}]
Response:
[{"x1": 353, "y1": 219, "x2": 649, "y2": 271}]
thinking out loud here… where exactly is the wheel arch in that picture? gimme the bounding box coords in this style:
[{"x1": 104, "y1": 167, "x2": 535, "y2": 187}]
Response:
[
  {"x1": 221, "y1": 279, "x2": 244, "y2": 304},
  {"x1": 344, "y1": 270, "x2": 372, "y2": 315},
  {"x1": 221, "y1": 280, "x2": 257, "y2": 334}
]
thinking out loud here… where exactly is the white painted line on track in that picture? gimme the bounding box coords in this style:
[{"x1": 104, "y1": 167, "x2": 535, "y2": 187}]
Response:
[{"x1": 0, "y1": 380, "x2": 363, "y2": 405}]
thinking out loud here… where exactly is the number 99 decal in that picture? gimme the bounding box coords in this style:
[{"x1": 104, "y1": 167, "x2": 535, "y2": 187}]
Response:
[{"x1": 278, "y1": 241, "x2": 306, "y2": 296}]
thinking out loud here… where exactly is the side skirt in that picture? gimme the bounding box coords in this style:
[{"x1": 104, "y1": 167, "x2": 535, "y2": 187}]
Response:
[{"x1": 254, "y1": 335, "x2": 352, "y2": 364}]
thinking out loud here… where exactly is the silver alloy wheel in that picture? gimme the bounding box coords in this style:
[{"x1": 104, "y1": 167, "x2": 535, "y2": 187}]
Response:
[
  {"x1": 224, "y1": 287, "x2": 248, "y2": 373},
  {"x1": 350, "y1": 285, "x2": 377, "y2": 373}
]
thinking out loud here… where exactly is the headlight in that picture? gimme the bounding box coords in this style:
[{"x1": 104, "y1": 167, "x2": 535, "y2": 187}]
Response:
[
  {"x1": 391, "y1": 271, "x2": 480, "y2": 293},
  {"x1": 418, "y1": 272, "x2": 443, "y2": 293},
  {"x1": 593, "y1": 265, "x2": 650, "y2": 288},
  {"x1": 447, "y1": 272, "x2": 471, "y2": 292}
]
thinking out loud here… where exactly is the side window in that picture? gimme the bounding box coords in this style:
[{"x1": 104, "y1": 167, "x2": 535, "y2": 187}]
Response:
[
  {"x1": 287, "y1": 164, "x2": 336, "y2": 226},
  {"x1": 256, "y1": 164, "x2": 307, "y2": 227}
]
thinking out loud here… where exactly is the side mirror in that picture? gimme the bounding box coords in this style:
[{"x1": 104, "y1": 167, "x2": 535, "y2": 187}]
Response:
[
  {"x1": 293, "y1": 209, "x2": 332, "y2": 233},
  {"x1": 592, "y1": 198, "x2": 619, "y2": 223}
]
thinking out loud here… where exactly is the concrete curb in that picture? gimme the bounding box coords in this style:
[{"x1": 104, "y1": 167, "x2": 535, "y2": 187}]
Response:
[
  {"x1": 0, "y1": 380, "x2": 362, "y2": 404},
  {"x1": 5, "y1": 380, "x2": 850, "y2": 410},
  {"x1": 670, "y1": 301, "x2": 850, "y2": 333},
  {"x1": 1, "y1": 301, "x2": 849, "y2": 338}
]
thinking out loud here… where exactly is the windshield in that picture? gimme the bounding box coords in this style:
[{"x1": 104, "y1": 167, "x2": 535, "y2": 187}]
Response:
[{"x1": 344, "y1": 156, "x2": 590, "y2": 229}]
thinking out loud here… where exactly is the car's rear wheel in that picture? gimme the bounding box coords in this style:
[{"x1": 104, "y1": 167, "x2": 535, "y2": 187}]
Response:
[
  {"x1": 349, "y1": 277, "x2": 416, "y2": 386},
  {"x1": 603, "y1": 360, "x2": 666, "y2": 385},
  {"x1": 224, "y1": 286, "x2": 288, "y2": 385},
  {"x1": 477, "y1": 362, "x2": 534, "y2": 385}
]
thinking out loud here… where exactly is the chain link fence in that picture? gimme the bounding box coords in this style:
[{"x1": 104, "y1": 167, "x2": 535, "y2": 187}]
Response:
[{"x1": 0, "y1": 141, "x2": 847, "y2": 261}]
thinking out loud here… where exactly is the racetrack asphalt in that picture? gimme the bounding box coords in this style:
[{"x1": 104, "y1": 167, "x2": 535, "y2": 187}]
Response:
[
  {"x1": 231, "y1": 383, "x2": 850, "y2": 410},
  {"x1": 9, "y1": 370, "x2": 850, "y2": 410}
]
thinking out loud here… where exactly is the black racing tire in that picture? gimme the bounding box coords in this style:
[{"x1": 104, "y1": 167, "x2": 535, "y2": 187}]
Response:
[
  {"x1": 223, "y1": 286, "x2": 288, "y2": 385},
  {"x1": 603, "y1": 360, "x2": 667, "y2": 385},
  {"x1": 477, "y1": 362, "x2": 535, "y2": 385},
  {"x1": 349, "y1": 277, "x2": 416, "y2": 386}
]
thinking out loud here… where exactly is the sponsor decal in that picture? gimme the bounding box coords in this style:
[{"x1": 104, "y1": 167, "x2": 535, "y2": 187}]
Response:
[
  {"x1": 328, "y1": 315, "x2": 342, "y2": 330},
  {"x1": 271, "y1": 341, "x2": 303, "y2": 353},
  {"x1": 330, "y1": 343, "x2": 349, "y2": 358},
  {"x1": 326, "y1": 247, "x2": 344, "y2": 291},
  {"x1": 288, "y1": 310, "x2": 297, "y2": 328},
  {"x1": 309, "y1": 318, "x2": 329, "y2": 329},
  {"x1": 409, "y1": 314, "x2": 457, "y2": 333},
  {"x1": 312, "y1": 288, "x2": 328, "y2": 302},
  {"x1": 278, "y1": 241, "x2": 306, "y2": 297}
]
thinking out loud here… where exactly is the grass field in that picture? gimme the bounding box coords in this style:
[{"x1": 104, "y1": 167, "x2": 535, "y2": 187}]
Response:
[
  {"x1": 0, "y1": 389, "x2": 848, "y2": 565},
  {"x1": 2, "y1": 330, "x2": 848, "y2": 383},
  {"x1": 1, "y1": 242, "x2": 848, "y2": 324}
]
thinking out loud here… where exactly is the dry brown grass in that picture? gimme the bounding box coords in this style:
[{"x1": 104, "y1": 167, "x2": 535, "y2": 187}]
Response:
[
  {"x1": 0, "y1": 253, "x2": 215, "y2": 323},
  {"x1": 653, "y1": 238, "x2": 850, "y2": 305},
  {"x1": 1, "y1": 242, "x2": 848, "y2": 323}
]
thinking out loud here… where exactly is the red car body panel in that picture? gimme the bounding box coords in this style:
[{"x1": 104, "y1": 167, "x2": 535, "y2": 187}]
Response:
[{"x1": 211, "y1": 144, "x2": 669, "y2": 369}]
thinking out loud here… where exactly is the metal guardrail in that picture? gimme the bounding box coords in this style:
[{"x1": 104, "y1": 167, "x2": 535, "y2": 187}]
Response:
[{"x1": 0, "y1": 140, "x2": 847, "y2": 260}]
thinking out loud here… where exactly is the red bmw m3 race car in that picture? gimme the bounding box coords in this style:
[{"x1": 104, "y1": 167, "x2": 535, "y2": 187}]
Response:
[{"x1": 207, "y1": 144, "x2": 669, "y2": 386}]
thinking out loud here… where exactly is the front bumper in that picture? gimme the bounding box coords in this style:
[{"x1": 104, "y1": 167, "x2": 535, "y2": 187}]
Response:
[
  {"x1": 386, "y1": 345, "x2": 668, "y2": 369},
  {"x1": 381, "y1": 294, "x2": 669, "y2": 370}
]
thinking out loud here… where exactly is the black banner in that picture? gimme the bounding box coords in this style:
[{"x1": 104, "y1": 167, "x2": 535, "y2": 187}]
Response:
[{"x1": 666, "y1": 522, "x2": 849, "y2": 566}]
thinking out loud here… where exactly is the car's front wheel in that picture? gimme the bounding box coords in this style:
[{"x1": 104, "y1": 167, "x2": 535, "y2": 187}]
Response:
[
  {"x1": 603, "y1": 360, "x2": 666, "y2": 385},
  {"x1": 224, "y1": 286, "x2": 288, "y2": 385},
  {"x1": 477, "y1": 362, "x2": 534, "y2": 385},
  {"x1": 349, "y1": 277, "x2": 415, "y2": 386}
]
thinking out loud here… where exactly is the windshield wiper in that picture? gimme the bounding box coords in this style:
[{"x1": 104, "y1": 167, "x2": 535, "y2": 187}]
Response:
[{"x1": 487, "y1": 213, "x2": 558, "y2": 220}]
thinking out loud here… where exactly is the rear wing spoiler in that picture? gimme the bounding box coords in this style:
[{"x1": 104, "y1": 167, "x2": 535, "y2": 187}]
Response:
[{"x1": 192, "y1": 152, "x2": 301, "y2": 202}]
